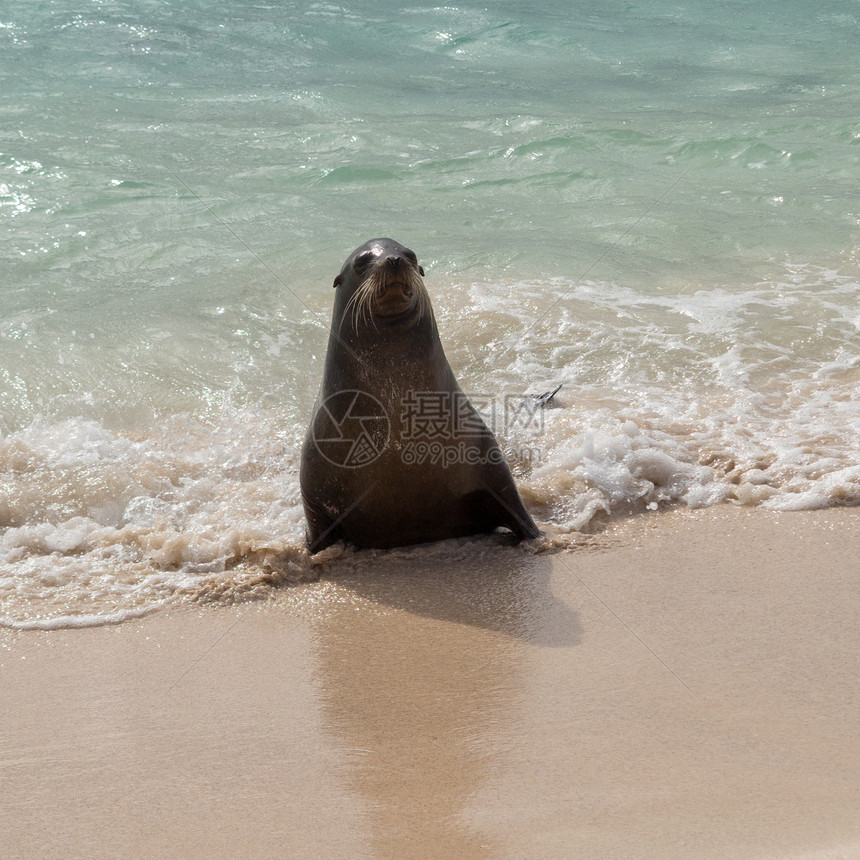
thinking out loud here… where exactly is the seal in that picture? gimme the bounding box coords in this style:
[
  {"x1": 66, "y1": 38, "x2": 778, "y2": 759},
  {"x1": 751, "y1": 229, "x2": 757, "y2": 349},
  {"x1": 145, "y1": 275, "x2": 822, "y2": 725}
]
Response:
[{"x1": 300, "y1": 237, "x2": 541, "y2": 552}]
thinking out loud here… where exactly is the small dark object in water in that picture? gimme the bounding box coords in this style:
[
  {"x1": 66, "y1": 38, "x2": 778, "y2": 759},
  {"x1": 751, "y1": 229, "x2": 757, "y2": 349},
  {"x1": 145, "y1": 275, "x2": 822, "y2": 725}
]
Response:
[{"x1": 533, "y1": 384, "x2": 563, "y2": 408}]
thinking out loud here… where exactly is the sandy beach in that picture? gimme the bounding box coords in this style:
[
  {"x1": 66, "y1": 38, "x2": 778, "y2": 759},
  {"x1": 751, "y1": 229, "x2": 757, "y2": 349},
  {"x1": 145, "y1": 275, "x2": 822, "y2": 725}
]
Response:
[{"x1": 2, "y1": 505, "x2": 858, "y2": 859}]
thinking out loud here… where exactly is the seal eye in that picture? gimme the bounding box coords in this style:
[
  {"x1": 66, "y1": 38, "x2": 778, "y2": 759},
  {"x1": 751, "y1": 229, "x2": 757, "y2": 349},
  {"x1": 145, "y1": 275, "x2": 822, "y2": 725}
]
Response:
[
  {"x1": 354, "y1": 251, "x2": 375, "y2": 274},
  {"x1": 402, "y1": 249, "x2": 422, "y2": 275}
]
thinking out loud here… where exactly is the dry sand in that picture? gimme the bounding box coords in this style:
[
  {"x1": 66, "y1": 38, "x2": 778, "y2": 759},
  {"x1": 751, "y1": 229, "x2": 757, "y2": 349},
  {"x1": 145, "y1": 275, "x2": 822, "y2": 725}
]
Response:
[{"x1": 2, "y1": 506, "x2": 858, "y2": 859}]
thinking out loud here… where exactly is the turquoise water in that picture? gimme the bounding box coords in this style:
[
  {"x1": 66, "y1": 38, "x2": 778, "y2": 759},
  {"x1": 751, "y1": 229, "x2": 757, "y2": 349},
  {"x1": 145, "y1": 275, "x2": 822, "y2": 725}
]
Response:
[{"x1": 1, "y1": 1, "x2": 859, "y2": 626}]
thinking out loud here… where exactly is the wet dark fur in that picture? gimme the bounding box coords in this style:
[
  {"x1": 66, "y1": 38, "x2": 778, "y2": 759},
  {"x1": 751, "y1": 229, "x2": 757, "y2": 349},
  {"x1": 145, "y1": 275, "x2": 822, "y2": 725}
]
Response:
[{"x1": 300, "y1": 238, "x2": 540, "y2": 552}]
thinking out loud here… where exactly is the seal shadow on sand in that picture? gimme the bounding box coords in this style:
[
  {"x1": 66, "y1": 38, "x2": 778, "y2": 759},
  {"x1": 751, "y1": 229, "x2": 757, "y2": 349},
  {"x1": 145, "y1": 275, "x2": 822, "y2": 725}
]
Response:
[
  {"x1": 315, "y1": 535, "x2": 583, "y2": 648},
  {"x1": 303, "y1": 536, "x2": 585, "y2": 858}
]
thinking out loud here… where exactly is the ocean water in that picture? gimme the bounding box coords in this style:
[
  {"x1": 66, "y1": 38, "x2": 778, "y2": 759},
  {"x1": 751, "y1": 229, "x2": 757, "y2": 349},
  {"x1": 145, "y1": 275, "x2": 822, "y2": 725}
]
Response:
[{"x1": 2, "y1": 0, "x2": 858, "y2": 628}]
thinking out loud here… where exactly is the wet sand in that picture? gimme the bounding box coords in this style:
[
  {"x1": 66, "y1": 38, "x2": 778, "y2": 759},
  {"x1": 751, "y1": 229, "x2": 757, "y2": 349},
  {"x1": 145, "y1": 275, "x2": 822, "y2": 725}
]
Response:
[{"x1": 2, "y1": 506, "x2": 858, "y2": 859}]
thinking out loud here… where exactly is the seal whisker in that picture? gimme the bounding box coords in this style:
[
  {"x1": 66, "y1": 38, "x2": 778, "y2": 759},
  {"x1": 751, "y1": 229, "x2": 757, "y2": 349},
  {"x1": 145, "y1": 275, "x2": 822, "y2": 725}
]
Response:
[
  {"x1": 341, "y1": 279, "x2": 377, "y2": 334},
  {"x1": 340, "y1": 257, "x2": 429, "y2": 334},
  {"x1": 357, "y1": 278, "x2": 378, "y2": 331}
]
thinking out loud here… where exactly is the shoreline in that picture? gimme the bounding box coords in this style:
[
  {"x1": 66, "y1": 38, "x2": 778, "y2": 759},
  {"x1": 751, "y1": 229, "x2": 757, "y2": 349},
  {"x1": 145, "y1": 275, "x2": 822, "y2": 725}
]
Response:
[{"x1": 2, "y1": 505, "x2": 858, "y2": 859}]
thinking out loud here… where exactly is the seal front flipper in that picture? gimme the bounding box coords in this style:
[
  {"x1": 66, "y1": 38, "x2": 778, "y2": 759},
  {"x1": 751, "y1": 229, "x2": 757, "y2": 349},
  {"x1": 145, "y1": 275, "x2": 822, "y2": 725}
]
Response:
[
  {"x1": 506, "y1": 502, "x2": 542, "y2": 540},
  {"x1": 491, "y1": 484, "x2": 542, "y2": 540},
  {"x1": 465, "y1": 482, "x2": 542, "y2": 541},
  {"x1": 302, "y1": 496, "x2": 339, "y2": 554}
]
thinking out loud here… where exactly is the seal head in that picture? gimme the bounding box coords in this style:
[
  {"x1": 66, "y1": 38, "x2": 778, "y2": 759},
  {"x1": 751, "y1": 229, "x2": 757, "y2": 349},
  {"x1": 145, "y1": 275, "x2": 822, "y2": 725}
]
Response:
[{"x1": 336, "y1": 238, "x2": 429, "y2": 329}]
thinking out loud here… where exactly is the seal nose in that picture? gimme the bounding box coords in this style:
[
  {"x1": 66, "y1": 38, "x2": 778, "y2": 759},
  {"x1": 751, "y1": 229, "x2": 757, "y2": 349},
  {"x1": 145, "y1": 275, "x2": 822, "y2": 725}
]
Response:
[
  {"x1": 382, "y1": 254, "x2": 407, "y2": 274},
  {"x1": 379, "y1": 254, "x2": 413, "y2": 296}
]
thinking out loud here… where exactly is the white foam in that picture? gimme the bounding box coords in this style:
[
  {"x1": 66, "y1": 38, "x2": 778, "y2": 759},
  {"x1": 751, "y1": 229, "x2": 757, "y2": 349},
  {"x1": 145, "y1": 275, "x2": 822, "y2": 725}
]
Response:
[
  {"x1": 443, "y1": 263, "x2": 860, "y2": 528},
  {"x1": 0, "y1": 410, "x2": 313, "y2": 628},
  {"x1": 2, "y1": 263, "x2": 859, "y2": 627},
  {"x1": 524, "y1": 414, "x2": 730, "y2": 530},
  {"x1": 0, "y1": 603, "x2": 165, "y2": 631}
]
